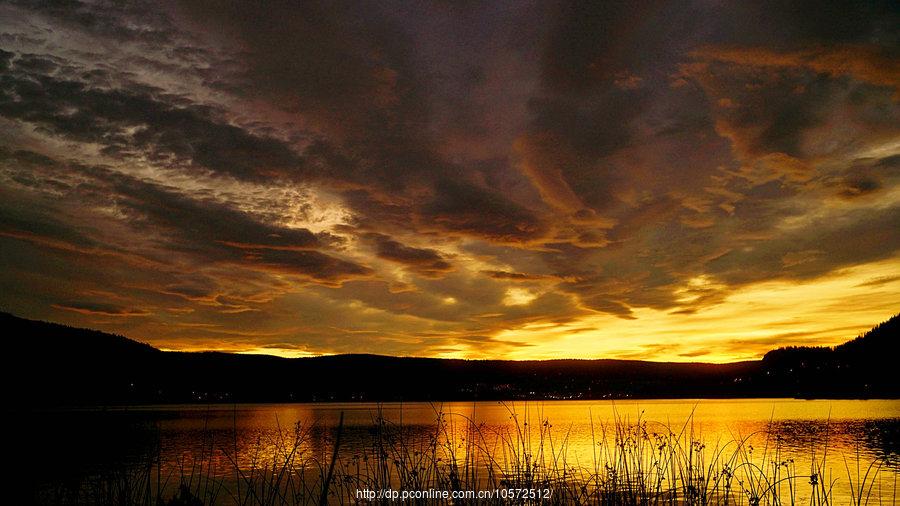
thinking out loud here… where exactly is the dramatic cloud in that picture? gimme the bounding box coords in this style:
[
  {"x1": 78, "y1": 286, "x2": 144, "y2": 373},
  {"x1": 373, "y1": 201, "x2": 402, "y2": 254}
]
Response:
[
  {"x1": 0, "y1": 0, "x2": 897, "y2": 360},
  {"x1": 366, "y1": 233, "x2": 454, "y2": 278}
]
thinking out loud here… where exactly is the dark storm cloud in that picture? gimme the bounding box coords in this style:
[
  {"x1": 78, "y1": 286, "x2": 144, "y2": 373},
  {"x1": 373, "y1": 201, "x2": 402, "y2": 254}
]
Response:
[
  {"x1": 171, "y1": 0, "x2": 439, "y2": 196},
  {"x1": 343, "y1": 179, "x2": 549, "y2": 245},
  {"x1": 104, "y1": 175, "x2": 322, "y2": 251},
  {"x1": 708, "y1": 205, "x2": 900, "y2": 285},
  {"x1": 3, "y1": 3, "x2": 554, "y2": 248},
  {"x1": 0, "y1": 48, "x2": 13, "y2": 70},
  {"x1": 101, "y1": 173, "x2": 372, "y2": 285},
  {"x1": 8, "y1": 0, "x2": 179, "y2": 44},
  {"x1": 421, "y1": 179, "x2": 548, "y2": 244},
  {"x1": 171, "y1": 0, "x2": 559, "y2": 246},
  {"x1": 826, "y1": 155, "x2": 899, "y2": 200},
  {"x1": 173, "y1": 0, "x2": 427, "y2": 141},
  {"x1": 682, "y1": 57, "x2": 899, "y2": 171},
  {"x1": 0, "y1": 61, "x2": 308, "y2": 183},
  {"x1": 0, "y1": 151, "x2": 371, "y2": 286},
  {"x1": 365, "y1": 233, "x2": 454, "y2": 278}
]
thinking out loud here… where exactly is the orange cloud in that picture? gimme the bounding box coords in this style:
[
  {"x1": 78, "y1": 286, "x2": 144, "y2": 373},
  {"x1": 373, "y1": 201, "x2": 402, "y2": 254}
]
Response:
[
  {"x1": 692, "y1": 45, "x2": 900, "y2": 95},
  {"x1": 515, "y1": 132, "x2": 587, "y2": 213},
  {"x1": 53, "y1": 303, "x2": 151, "y2": 318}
]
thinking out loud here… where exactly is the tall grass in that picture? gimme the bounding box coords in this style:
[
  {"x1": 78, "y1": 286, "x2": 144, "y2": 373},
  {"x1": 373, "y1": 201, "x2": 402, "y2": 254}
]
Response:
[{"x1": 35, "y1": 404, "x2": 895, "y2": 505}]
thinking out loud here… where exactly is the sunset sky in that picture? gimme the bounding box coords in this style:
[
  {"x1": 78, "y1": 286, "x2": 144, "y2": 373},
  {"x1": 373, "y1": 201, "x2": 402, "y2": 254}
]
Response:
[{"x1": 1, "y1": 1, "x2": 898, "y2": 362}]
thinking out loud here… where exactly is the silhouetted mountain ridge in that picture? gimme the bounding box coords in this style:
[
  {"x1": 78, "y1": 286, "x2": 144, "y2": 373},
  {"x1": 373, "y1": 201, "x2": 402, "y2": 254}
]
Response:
[
  {"x1": 763, "y1": 314, "x2": 899, "y2": 362},
  {"x1": 2, "y1": 312, "x2": 159, "y2": 357},
  {"x1": 759, "y1": 313, "x2": 899, "y2": 397},
  {"x1": 2, "y1": 311, "x2": 897, "y2": 405}
]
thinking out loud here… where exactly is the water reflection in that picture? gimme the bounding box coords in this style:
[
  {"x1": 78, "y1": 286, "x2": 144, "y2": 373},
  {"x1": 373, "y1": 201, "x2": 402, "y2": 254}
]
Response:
[
  {"x1": 12, "y1": 399, "x2": 900, "y2": 504},
  {"x1": 765, "y1": 418, "x2": 900, "y2": 469}
]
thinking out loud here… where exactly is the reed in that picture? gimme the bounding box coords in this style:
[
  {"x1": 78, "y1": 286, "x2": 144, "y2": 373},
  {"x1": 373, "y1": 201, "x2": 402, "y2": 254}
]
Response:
[{"x1": 36, "y1": 404, "x2": 895, "y2": 505}]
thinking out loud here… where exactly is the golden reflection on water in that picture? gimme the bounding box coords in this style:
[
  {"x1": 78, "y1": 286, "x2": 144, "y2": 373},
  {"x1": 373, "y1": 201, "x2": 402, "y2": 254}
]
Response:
[{"x1": 142, "y1": 399, "x2": 900, "y2": 503}]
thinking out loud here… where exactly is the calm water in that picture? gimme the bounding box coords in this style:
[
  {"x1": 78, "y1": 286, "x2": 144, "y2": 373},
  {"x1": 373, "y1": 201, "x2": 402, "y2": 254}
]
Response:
[{"x1": 16, "y1": 399, "x2": 900, "y2": 504}]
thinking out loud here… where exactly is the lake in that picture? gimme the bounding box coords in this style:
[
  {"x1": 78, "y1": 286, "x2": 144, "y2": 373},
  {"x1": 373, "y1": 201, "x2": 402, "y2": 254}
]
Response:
[{"x1": 15, "y1": 398, "x2": 900, "y2": 504}]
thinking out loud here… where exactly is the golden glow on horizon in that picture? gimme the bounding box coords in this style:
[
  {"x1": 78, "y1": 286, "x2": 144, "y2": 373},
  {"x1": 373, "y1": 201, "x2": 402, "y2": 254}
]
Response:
[
  {"x1": 68, "y1": 256, "x2": 900, "y2": 363},
  {"x1": 158, "y1": 346, "x2": 318, "y2": 359},
  {"x1": 236, "y1": 348, "x2": 319, "y2": 359},
  {"x1": 487, "y1": 257, "x2": 900, "y2": 363}
]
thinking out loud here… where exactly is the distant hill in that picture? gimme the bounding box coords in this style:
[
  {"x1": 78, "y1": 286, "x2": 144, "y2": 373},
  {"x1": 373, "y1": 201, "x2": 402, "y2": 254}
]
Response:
[
  {"x1": 2, "y1": 312, "x2": 161, "y2": 404},
  {"x1": 1, "y1": 311, "x2": 897, "y2": 406},
  {"x1": 759, "y1": 313, "x2": 900, "y2": 398},
  {"x1": 834, "y1": 314, "x2": 900, "y2": 356},
  {"x1": 3, "y1": 312, "x2": 160, "y2": 357}
]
